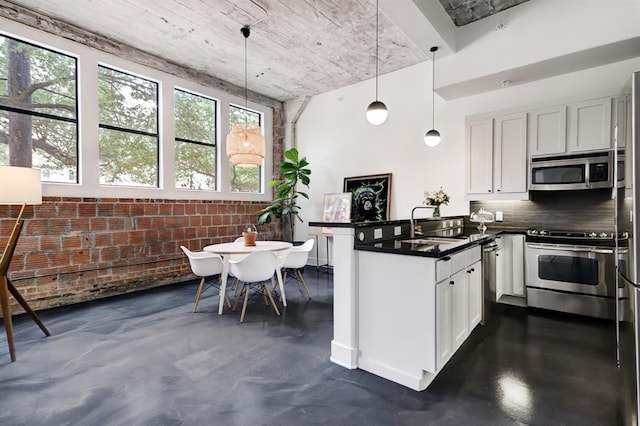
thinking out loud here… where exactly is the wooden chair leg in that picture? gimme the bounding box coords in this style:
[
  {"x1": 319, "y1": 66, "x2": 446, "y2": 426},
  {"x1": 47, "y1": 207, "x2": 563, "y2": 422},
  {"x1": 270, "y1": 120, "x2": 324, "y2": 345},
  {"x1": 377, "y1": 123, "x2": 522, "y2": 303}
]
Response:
[
  {"x1": 240, "y1": 284, "x2": 250, "y2": 323},
  {"x1": 193, "y1": 277, "x2": 206, "y2": 313},
  {"x1": 264, "y1": 283, "x2": 281, "y2": 316},
  {"x1": 260, "y1": 282, "x2": 269, "y2": 305},
  {"x1": 297, "y1": 269, "x2": 312, "y2": 299},
  {"x1": 233, "y1": 284, "x2": 245, "y2": 311}
]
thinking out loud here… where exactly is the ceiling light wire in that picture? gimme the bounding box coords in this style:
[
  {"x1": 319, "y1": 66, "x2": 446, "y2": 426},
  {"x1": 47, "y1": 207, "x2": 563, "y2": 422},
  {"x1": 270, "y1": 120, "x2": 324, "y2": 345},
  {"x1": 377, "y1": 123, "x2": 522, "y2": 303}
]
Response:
[
  {"x1": 375, "y1": 0, "x2": 379, "y2": 101},
  {"x1": 424, "y1": 46, "x2": 441, "y2": 147},
  {"x1": 365, "y1": 0, "x2": 388, "y2": 125},
  {"x1": 431, "y1": 46, "x2": 436, "y2": 129}
]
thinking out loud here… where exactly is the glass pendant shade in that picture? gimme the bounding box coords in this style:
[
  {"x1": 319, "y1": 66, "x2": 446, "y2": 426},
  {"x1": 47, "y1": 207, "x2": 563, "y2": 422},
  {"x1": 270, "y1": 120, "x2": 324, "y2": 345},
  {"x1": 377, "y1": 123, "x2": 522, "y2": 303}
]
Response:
[
  {"x1": 424, "y1": 129, "x2": 441, "y2": 147},
  {"x1": 366, "y1": 100, "x2": 388, "y2": 125},
  {"x1": 226, "y1": 123, "x2": 266, "y2": 166}
]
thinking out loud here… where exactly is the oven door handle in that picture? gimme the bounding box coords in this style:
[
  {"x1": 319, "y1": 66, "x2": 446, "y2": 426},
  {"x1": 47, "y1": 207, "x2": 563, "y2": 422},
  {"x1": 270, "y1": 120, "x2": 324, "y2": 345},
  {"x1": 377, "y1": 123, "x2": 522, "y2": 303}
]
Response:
[
  {"x1": 618, "y1": 271, "x2": 640, "y2": 289},
  {"x1": 526, "y1": 243, "x2": 614, "y2": 254}
]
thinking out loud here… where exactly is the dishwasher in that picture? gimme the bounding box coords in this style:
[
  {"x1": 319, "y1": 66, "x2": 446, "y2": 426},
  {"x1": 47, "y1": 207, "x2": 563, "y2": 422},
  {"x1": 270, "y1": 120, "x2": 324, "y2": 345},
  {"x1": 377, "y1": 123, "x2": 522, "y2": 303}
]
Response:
[{"x1": 481, "y1": 238, "x2": 500, "y2": 325}]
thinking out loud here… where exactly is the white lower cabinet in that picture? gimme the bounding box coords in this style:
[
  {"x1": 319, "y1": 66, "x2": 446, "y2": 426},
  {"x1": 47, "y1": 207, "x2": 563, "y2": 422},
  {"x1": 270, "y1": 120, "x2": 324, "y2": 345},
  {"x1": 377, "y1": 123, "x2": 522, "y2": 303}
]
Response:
[
  {"x1": 356, "y1": 244, "x2": 483, "y2": 391},
  {"x1": 467, "y1": 260, "x2": 482, "y2": 329},
  {"x1": 436, "y1": 247, "x2": 482, "y2": 370},
  {"x1": 436, "y1": 278, "x2": 453, "y2": 369},
  {"x1": 451, "y1": 269, "x2": 469, "y2": 350}
]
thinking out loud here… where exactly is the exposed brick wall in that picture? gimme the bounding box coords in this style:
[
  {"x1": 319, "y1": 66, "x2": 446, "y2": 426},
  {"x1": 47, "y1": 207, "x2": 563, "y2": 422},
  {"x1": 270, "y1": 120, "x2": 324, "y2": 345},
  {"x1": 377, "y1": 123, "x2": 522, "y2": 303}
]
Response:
[
  {"x1": 272, "y1": 106, "x2": 284, "y2": 181},
  {"x1": 0, "y1": 198, "x2": 282, "y2": 312}
]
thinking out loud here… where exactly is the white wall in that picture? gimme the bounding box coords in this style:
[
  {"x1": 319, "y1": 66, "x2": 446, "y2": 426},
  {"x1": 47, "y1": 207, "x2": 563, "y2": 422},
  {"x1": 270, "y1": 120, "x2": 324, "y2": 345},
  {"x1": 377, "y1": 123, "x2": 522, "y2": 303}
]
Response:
[{"x1": 294, "y1": 56, "x2": 640, "y2": 251}]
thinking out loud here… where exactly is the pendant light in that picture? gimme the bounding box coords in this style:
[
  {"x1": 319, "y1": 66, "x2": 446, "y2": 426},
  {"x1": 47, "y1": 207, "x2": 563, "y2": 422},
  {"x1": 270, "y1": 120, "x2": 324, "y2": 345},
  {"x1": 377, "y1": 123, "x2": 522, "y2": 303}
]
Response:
[
  {"x1": 366, "y1": 0, "x2": 388, "y2": 125},
  {"x1": 424, "y1": 46, "x2": 441, "y2": 147},
  {"x1": 226, "y1": 25, "x2": 266, "y2": 166}
]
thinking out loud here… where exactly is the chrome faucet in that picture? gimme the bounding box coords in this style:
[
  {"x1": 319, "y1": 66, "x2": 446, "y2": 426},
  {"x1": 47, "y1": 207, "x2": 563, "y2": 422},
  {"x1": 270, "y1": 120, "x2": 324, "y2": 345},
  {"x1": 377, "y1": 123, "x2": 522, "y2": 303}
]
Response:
[{"x1": 410, "y1": 206, "x2": 435, "y2": 238}]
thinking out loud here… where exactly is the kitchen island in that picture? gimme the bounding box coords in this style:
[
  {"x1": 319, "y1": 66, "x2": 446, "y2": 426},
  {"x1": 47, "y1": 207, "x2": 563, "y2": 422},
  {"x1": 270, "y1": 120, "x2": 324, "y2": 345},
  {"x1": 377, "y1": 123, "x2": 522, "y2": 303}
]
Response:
[{"x1": 310, "y1": 218, "x2": 486, "y2": 391}]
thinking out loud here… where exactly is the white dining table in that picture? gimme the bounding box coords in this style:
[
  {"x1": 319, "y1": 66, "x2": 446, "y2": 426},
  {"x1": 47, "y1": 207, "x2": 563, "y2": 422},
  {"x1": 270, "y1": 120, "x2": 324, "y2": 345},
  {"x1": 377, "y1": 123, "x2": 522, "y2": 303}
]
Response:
[{"x1": 203, "y1": 240, "x2": 293, "y2": 315}]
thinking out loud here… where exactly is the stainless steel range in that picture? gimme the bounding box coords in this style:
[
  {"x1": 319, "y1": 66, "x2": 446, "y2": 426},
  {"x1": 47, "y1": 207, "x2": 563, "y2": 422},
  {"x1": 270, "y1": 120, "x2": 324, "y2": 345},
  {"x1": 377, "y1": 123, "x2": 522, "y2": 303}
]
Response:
[{"x1": 525, "y1": 229, "x2": 628, "y2": 319}]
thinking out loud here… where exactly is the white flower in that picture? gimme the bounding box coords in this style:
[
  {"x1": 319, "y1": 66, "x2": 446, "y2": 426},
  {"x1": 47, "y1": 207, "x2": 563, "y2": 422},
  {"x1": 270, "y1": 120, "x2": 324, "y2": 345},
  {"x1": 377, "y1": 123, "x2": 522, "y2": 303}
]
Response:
[{"x1": 423, "y1": 187, "x2": 450, "y2": 206}]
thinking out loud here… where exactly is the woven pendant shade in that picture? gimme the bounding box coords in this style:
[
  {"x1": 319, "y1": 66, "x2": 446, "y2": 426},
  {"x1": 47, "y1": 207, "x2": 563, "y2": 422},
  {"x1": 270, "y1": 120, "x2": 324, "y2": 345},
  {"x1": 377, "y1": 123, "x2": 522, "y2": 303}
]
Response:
[{"x1": 226, "y1": 123, "x2": 266, "y2": 166}]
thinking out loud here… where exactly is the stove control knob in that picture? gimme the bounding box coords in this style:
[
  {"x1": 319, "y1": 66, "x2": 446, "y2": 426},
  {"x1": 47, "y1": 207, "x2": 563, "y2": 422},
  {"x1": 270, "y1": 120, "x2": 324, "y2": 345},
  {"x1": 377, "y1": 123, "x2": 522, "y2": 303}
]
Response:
[
  {"x1": 589, "y1": 232, "x2": 597, "y2": 238},
  {"x1": 530, "y1": 230, "x2": 538, "y2": 235},
  {"x1": 600, "y1": 232, "x2": 609, "y2": 238},
  {"x1": 540, "y1": 230, "x2": 547, "y2": 235}
]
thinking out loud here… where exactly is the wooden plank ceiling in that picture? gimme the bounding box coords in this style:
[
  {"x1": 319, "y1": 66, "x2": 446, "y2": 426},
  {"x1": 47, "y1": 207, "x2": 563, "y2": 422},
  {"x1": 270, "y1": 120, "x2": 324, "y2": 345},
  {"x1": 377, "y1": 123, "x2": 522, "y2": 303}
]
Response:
[{"x1": 3, "y1": 0, "x2": 520, "y2": 102}]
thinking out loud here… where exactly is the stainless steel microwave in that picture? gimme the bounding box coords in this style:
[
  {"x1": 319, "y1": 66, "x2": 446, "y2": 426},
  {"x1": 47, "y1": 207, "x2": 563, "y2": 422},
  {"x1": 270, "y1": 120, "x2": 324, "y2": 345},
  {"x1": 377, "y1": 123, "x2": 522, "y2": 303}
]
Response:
[{"x1": 529, "y1": 150, "x2": 621, "y2": 191}]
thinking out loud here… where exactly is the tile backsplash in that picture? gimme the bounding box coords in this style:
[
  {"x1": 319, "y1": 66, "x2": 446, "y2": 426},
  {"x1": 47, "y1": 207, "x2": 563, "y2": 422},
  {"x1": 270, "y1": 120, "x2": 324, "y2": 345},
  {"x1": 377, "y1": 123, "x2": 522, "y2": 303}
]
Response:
[{"x1": 468, "y1": 188, "x2": 615, "y2": 232}]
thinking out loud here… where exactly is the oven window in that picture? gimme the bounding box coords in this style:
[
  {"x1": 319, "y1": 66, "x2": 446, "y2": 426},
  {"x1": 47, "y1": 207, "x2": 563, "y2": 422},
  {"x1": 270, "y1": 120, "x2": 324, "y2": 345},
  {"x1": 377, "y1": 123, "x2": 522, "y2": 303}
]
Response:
[
  {"x1": 532, "y1": 165, "x2": 585, "y2": 185},
  {"x1": 538, "y1": 255, "x2": 598, "y2": 285}
]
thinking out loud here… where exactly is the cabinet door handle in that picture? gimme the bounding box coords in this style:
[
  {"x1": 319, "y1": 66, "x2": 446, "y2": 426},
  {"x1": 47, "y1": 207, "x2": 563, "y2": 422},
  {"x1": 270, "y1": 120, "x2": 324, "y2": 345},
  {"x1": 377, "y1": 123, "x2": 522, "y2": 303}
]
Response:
[
  {"x1": 488, "y1": 189, "x2": 492, "y2": 192},
  {"x1": 496, "y1": 253, "x2": 499, "y2": 256},
  {"x1": 441, "y1": 256, "x2": 451, "y2": 262},
  {"x1": 467, "y1": 270, "x2": 472, "y2": 274},
  {"x1": 470, "y1": 268, "x2": 475, "y2": 272},
  {"x1": 449, "y1": 280, "x2": 455, "y2": 285},
  {"x1": 497, "y1": 189, "x2": 501, "y2": 192}
]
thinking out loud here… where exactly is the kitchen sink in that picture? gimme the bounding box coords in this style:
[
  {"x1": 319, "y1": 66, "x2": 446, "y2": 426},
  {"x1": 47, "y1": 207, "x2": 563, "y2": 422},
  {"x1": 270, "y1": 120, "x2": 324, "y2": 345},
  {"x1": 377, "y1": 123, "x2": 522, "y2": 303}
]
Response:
[{"x1": 398, "y1": 237, "x2": 469, "y2": 245}]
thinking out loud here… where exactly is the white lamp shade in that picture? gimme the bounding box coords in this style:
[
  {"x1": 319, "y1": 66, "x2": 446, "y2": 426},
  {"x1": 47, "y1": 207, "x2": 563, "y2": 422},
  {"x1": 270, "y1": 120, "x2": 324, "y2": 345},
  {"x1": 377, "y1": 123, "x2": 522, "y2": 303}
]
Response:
[
  {"x1": 226, "y1": 123, "x2": 266, "y2": 166},
  {"x1": 366, "y1": 100, "x2": 388, "y2": 125},
  {"x1": 0, "y1": 166, "x2": 42, "y2": 205},
  {"x1": 424, "y1": 129, "x2": 441, "y2": 147}
]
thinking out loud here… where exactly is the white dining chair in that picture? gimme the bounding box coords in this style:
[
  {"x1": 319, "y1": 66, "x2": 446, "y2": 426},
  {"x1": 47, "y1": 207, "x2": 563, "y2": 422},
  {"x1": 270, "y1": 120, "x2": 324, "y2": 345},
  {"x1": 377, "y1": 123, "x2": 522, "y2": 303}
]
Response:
[
  {"x1": 275, "y1": 239, "x2": 315, "y2": 300},
  {"x1": 229, "y1": 251, "x2": 280, "y2": 322},
  {"x1": 180, "y1": 246, "x2": 231, "y2": 313}
]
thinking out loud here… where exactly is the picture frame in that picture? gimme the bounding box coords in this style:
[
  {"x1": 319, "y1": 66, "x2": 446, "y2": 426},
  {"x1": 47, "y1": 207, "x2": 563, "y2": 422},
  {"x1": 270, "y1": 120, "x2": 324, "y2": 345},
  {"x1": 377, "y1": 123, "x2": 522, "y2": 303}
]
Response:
[
  {"x1": 343, "y1": 173, "x2": 392, "y2": 222},
  {"x1": 322, "y1": 193, "x2": 352, "y2": 223}
]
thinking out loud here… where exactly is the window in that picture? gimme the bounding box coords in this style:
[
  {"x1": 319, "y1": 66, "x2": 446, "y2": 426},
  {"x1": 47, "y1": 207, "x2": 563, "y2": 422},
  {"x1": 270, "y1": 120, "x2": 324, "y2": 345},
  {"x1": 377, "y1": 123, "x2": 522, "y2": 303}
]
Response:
[
  {"x1": 229, "y1": 104, "x2": 262, "y2": 193},
  {"x1": 98, "y1": 66, "x2": 158, "y2": 187},
  {"x1": 0, "y1": 35, "x2": 78, "y2": 183},
  {"x1": 174, "y1": 89, "x2": 217, "y2": 190}
]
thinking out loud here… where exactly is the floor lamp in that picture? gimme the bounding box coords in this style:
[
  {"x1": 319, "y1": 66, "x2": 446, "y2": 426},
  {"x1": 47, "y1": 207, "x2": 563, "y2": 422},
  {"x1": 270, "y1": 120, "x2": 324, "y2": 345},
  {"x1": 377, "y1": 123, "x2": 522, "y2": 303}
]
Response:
[{"x1": 0, "y1": 166, "x2": 50, "y2": 362}]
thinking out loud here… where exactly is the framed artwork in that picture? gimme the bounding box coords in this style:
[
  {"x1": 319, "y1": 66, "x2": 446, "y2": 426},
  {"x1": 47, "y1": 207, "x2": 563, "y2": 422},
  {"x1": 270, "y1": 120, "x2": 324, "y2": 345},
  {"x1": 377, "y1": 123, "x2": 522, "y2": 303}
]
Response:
[
  {"x1": 343, "y1": 173, "x2": 392, "y2": 222},
  {"x1": 322, "y1": 193, "x2": 352, "y2": 223}
]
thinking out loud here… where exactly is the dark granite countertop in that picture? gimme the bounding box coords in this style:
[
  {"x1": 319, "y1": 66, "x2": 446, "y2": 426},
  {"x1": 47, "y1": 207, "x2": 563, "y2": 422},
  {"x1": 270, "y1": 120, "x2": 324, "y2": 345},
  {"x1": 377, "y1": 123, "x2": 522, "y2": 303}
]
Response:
[
  {"x1": 353, "y1": 228, "x2": 528, "y2": 259},
  {"x1": 309, "y1": 219, "x2": 529, "y2": 259},
  {"x1": 354, "y1": 237, "x2": 477, "y2": 258}
]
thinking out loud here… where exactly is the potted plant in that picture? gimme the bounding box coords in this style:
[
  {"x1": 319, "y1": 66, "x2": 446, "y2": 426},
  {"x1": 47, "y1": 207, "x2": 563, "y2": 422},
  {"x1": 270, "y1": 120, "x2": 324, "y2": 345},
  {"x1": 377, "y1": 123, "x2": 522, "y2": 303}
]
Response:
[{"x1": 256, "y1": 148, "x2": 311, "y2": 242}]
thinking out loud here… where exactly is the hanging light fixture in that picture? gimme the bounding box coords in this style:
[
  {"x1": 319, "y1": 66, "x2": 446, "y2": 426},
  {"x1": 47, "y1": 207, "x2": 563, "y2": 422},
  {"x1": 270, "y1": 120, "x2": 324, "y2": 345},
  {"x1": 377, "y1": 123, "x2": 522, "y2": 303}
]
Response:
[
  {"x1": 424, "y1": 46, "x2": 441, "y2": 147},
  {"x1": 366, "y1": 0, "x2": 388, "y2": 125},
  {"x1": 226, "y1": 25, "x2": 266, "y2": 166}
]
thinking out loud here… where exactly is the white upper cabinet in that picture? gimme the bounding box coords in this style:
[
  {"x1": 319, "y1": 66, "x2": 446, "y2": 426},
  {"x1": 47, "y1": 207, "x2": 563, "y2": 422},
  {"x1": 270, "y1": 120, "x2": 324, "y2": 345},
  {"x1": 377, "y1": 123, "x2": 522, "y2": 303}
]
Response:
[
  {"x1": 528, "y1": 105, "x2": 567, "y2": 156},
  {"x1": 567, "y1": 97, "x2": 612, "y2": 152},
  {"x1": 465, "y1": 118, "x2": 493, "y2": 196},
  {"x1": 466, "y1": 114, "x2": 527, "y2": 200},
  {"x1": 615, "y1": 95, "x2": 629, "y2": 149},
  {"x1": 494, "y1": 112, "x2": 528, "y2": 194}
]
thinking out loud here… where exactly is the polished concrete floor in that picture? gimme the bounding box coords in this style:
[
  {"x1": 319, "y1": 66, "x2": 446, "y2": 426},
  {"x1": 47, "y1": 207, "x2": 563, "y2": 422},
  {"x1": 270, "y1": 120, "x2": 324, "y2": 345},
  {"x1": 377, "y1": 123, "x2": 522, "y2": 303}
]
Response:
[{"x1": 0, "y1": 269, "x2": 622, "y2": 425}]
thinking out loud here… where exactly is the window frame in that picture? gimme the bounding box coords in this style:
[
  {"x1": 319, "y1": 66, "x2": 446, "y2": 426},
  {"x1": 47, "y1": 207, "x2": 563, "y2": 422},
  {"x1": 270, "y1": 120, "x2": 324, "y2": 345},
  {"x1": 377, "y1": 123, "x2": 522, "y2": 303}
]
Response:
[
  {"x1": 97, "y1": 64, "x2": 160, "y2": 188},
  {"x1": 174, "y1": 87, "x2": 219, "y2": 191},
  {"x1": 0, "y1": 32, "x2": 80, "y2": 183},
  {"x1": 0, "y1": 18, "x2": 274, "y2": 202}
]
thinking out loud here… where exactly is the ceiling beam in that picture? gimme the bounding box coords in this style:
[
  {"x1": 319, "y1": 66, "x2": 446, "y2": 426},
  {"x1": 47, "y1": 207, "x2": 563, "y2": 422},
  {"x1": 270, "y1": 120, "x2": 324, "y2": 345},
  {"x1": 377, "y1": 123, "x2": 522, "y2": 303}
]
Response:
[{"x1": 379, "y1": 0, "x2": 457, "y2": 57}]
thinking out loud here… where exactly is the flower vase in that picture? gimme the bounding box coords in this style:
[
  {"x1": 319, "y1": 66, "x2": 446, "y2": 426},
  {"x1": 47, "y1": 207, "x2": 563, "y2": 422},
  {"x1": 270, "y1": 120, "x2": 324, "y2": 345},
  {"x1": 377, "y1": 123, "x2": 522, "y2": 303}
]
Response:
[{"x1": 433, "y1": 206, "x2": 440, "y2": 218}]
